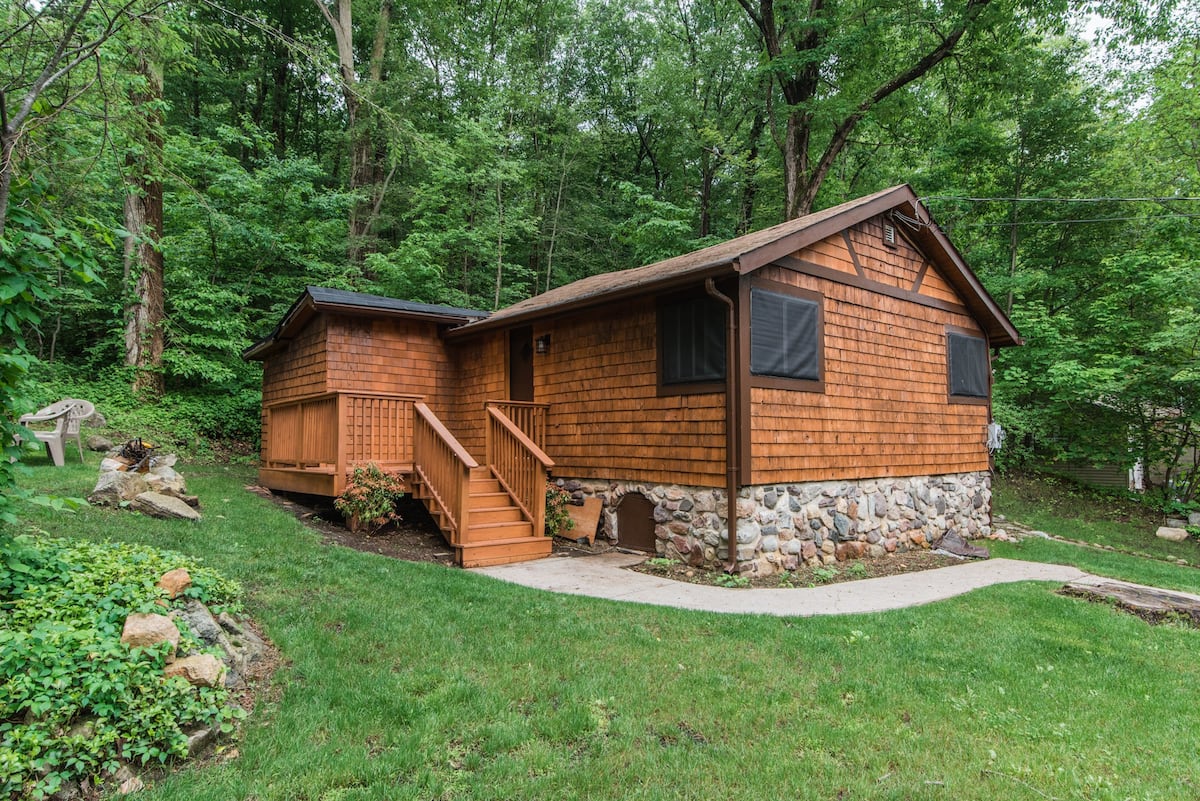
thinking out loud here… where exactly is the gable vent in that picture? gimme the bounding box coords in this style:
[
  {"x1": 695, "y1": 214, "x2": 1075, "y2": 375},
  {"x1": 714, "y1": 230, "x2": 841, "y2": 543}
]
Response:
[{"x1": 883, "y1": 223, "x2": 896, "y2": 245}]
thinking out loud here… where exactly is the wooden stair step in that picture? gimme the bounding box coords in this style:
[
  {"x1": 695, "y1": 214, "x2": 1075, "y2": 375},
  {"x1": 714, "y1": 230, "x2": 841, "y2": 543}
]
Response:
[
  {"x1": 463, "y1": 520, "x2": 534, "y2": 542},
  {"x1": 468, "y1": 479, "x2": 503, "y2": 494},
  {"x1": 457, "y1": 535, "x2": 553, "y2": 568},
  {"x1": 469, "y1": 492, "x2": 513, "y2": 509},
  {"x1": 470, "y1": 506, "x2": 525, "y2": 524}
]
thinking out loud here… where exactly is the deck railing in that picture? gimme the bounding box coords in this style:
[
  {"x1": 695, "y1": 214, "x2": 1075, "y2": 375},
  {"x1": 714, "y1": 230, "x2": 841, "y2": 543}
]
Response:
[
  {"x1": 263, "y1": 393, "x2": 340, "y2": 469},
  {"x1": 485, "y1": 400, "x2": 549, "y2": 450},
  {"x1": 264, "y1": 391, "x2": 423, "y2": 492},
  {"x1": 486, "y1": 405, "x2": 555, "y2": 538},
  {"x1": 413, "y1": 402, "x2": 478, "y2": 543}
]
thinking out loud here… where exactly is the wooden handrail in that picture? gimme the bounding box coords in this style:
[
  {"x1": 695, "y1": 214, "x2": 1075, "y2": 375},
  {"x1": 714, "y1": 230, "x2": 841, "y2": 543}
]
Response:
[
  {"x1": 486, "y1": 407, "x2": 553, "y2": 467},
  {"x1": 484, "y1": 399, "x2": 550, "y2": 450},
  {"x1": 415, "y1": 403, "x2": 478, "y2": 468},
  {"x1": 412, "y1": 402, "x2": 476, "y2": 543},
  {"x1": 265, "y1": 390, "x2": 424, "y2": 409},
  {"x1": 486, "y1": 405, "x2": 554, "y2": 538}
]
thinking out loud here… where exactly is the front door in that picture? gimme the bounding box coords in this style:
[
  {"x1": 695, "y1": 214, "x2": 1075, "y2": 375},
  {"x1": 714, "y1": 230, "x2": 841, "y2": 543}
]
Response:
[{"x1": 508, "y1": 326, "x2": 534, "y2": 402}]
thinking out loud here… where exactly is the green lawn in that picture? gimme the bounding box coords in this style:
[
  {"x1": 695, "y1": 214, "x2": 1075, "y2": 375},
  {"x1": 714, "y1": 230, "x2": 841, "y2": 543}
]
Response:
[
  {"x1": 993, "y1": 472, "x2": 1199, "y2": 563},
  {"x1": 11, "y1": 455, "x2": 1200, "y2": 800}
]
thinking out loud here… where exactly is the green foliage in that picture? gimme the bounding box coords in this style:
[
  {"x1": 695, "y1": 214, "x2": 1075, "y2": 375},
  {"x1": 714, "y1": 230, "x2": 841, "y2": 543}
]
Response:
[
  {"x1": 334, "y1": 464, "x2": 406, "y2": 534},
  {"x1": 544, "y1": 483, "x2": 574, "y2": 537},
  {"x1": 0, "y1": 177, "x2": 103, "y2": 526},
  {"x1": 713, "y1": 572, "x2": 750, "y2": 588},
  {"x1": 0, "y1": 536, "x2": 242, "y2": 798},
  {"x1": 812, "y1": 565, "x2": 840, "y2": 583},
  {"x1": 24, "y1": 362, "x2": 262, "y2": 455}
]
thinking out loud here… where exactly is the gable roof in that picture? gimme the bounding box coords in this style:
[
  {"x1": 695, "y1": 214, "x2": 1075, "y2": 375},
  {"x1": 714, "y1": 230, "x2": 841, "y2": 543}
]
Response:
[
  {"x1": 243, "y1": 286, "x2": 488, "y2": 360},
  {"x1": 452, "y1": 184, "x2": 1020, "y2": 346}
]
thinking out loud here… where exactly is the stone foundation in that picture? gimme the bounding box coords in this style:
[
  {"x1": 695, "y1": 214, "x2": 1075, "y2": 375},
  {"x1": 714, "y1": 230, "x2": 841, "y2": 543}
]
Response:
[{"x1": 557, "y1": 472, "x2": 991, "y2": 576}]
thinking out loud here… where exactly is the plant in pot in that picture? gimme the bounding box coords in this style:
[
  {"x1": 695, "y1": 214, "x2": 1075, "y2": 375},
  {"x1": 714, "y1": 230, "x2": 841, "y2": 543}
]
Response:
[{"x1": 335, "y1": 463, "x2": 406, "y2": 534}]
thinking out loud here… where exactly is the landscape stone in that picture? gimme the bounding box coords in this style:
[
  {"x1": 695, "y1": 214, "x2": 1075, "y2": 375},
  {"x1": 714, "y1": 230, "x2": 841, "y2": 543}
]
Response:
[
  {"x1": 178, "y1": 600, "x2": 223, "y2": 645},
  {"x1": 88, "y1": 471, "x2": 150, "y2": 506},
  {"x1": 132, "y1": 491, "x2": 202, "y2": 521},
  {"x1": 86, "y1": 435, "x2": 113, "y2": 452},
  {"x1": 157, "y1": 568, "x2": 192, "y2": 599},
  {"x1": 185, "y1": 725, "x2": 217, "y2": 757},
  {"x1": 121, "y1": 613, "x2": 180, "y2": 652},
  {"x1": 1190, "y1": 512, "x2": 1200, "y2": 527},
  {"x1": 164, "y1": 654, "x2": 224, "y2": 688},
  {"x1": 1156, "y1": 526, "x2": 1190, "y2": 543}
]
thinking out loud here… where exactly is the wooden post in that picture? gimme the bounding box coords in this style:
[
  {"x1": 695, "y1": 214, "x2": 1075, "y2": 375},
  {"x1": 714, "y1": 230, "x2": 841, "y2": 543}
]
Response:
[{"x1": 335, "y1": 392, "x2": 348, "y2": 496}]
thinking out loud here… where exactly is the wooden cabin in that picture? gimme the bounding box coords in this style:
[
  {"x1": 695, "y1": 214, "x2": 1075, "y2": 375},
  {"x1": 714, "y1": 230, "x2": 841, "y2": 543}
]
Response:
[{"x1": 246, "y1": 184, "x2": 1020, "y2": 573}]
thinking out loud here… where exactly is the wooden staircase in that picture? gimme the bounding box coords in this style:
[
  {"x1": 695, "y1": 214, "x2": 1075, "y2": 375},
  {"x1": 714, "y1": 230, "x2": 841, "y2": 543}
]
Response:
[{"x1": 413, "y1": 465, "x2": 553, "y2": 568}]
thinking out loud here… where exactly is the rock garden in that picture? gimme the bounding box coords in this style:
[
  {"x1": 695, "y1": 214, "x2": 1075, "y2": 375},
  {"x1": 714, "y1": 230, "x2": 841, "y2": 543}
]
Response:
[{"x1": 0, "y1": 536, "x2": 270, "y2": 799}]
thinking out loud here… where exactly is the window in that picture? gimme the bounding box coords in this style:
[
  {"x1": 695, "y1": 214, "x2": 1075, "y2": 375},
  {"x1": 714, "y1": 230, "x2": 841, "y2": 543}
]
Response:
[
  {"x1": 948, "y1": 332, "x2": 989, "y2": 398},
  {"x1": 750, "y1": 287, "x2": 820, "y2": 382},
  {"x1": 659, "y1": 295, "x2": 726, "y2": 387}
]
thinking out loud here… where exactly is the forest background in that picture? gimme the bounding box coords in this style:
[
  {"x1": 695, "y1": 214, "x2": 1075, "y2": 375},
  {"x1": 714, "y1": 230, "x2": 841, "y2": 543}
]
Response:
[{"x1": 2, "y1": 0, "x2": 1198, "y2": 515}]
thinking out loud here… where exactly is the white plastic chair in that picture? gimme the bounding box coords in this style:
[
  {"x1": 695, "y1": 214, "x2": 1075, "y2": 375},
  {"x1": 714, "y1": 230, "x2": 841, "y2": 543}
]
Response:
[{"x1": 17, "y1": 404, "x2": 72, "y2": 467}]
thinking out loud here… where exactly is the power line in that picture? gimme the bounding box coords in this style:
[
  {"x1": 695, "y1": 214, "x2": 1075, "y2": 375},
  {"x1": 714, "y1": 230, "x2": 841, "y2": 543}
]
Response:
[
  {"x1": 922, "y1": 195, "x2": 1200, "y2": 204},
  {"x1": 944, "y1": 212, "x2": 1200, "y2": 228}
]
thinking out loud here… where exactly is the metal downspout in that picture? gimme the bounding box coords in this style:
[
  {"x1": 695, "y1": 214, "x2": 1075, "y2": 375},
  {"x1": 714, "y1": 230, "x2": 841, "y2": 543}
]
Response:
[{"x1": 705, "y1": 278, "x2": 740, "y2": 574}]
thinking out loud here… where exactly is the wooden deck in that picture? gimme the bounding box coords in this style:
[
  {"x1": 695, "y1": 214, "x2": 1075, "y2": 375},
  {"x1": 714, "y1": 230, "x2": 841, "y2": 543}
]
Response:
[{"x1": 259, "y1": 392, "x2": 552, "y2": 567}]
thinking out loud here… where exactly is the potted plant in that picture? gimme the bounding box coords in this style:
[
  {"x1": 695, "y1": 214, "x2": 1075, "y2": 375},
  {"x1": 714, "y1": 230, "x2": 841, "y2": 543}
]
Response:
[{"x1": 335, "y1": 463, "x2": 406, "y2": 534}]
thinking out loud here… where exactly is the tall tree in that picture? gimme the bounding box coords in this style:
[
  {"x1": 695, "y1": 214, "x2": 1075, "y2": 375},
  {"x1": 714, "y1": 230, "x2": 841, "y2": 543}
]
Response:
[
  {"x1": 122, "y1": 18, "x2": 166, "y2": 397},
  {"x1": 313, "y1": 0, "x2": 394, "y2": 262},
  {"x1": 735, "y1": 0, "x2": 1039, "y2": 219}
]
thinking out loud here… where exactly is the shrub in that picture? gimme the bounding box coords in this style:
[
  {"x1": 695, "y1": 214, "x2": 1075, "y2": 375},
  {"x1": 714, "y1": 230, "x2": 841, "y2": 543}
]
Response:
[
  {"x1": 545, "y1": 483, "x2": 574, "y2": 537},
  {"x1": 334, "y1": 463, "x2": 406, "y2": 534},
  {"x1": 0, "y1": 537, "x2": 243, "y2": 798}
]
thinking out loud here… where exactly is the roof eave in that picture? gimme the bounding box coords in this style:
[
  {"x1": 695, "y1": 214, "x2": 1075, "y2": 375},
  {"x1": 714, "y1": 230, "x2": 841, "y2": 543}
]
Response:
[
  {"x1": 445, "y1": 260, "x2": 739, "y2": 338},
  {"x1": 737, "y1": 185, "x2": 916, "y2": 273}
]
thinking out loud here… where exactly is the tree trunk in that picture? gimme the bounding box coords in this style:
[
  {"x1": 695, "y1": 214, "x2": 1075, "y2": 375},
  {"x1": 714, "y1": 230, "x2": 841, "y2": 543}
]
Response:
[
  {"x1": 314, "y1": 0, "x2": 393, "y2": 265},
  {"x1": 737, "y1": 111, "x2": 766, "y2": 235},
  {"x1": 739, "y1": 0, "x2": 992, "y2": 219},
  {"x1": 123, "y1": 49, "x2": 166, "y2": 399}
]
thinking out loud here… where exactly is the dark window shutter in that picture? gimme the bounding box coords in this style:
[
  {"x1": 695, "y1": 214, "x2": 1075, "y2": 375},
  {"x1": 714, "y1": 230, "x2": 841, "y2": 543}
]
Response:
[
  {"x1": 948, "y1": 333, "x2": 988, "y2": 397},
  {"x1": 750, "y1": 288, "x2": 820, "y2": 381},
  {"x1": 660, "y1": 296, "x2": 725, "y2": 385}
]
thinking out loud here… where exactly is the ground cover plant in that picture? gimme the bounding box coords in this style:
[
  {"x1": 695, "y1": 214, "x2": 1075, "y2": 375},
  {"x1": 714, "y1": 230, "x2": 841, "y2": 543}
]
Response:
[
  {"x1": 0, "y1": 532, "x2": 243, "y2": 798},
  {"x1": 9, "y1": 456, "x2": 1200, "y2": 800}
]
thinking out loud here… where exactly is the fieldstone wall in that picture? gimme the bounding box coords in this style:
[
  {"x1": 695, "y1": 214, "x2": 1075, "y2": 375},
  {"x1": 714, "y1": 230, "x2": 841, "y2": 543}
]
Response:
[{"x1": 558, "y1": 472, "x2": 991, "y2": 576}]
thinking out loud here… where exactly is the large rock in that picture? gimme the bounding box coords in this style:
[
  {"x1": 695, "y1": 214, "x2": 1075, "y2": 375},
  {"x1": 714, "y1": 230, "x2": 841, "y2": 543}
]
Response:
[
  {"x1": 177, "y1": 599, "x2": 222, "y2": 645},
  {"x1": 164, "y1": 654, "x2": 224, "y2": 688},
  {"x1": 121, "y1": 613, "x2": 180, "y2": 652},
  {"x1": 89, "y1": 471, "x2": 150, "y2": 506},
  {"x1": 1156, "y1": 526, "x2": 1190, "y2": 543},
  {"x1": 157, "y1": 568, "x2": 192, "y2": 599},
  {"x1": 933, "y1": 530, "x2": 990, "y2": 559},
  {"x1": 145, "y1": 465, "x2": 188, "y2": 499},
  {"x1": 132, "y1": 492, "x2": 201, "y2": 521}
]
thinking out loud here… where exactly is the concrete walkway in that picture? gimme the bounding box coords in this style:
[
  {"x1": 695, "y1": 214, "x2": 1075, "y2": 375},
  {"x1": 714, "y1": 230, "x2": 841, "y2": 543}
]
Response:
[{"x1": 474, "y1": 553, "x2": 1100, "y2": 616}]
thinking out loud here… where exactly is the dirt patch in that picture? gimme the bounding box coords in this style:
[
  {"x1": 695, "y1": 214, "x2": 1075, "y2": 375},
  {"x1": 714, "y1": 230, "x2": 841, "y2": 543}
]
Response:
[
  {"x1": 248, "y1": 486, "x2": 458, "y2": 565},
  {"x1": 250, "y1": 486, "x2": 609, "y2": 564},
  {"x1": 633, "y1": 549, "x2": 969, "y2": 589}
]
